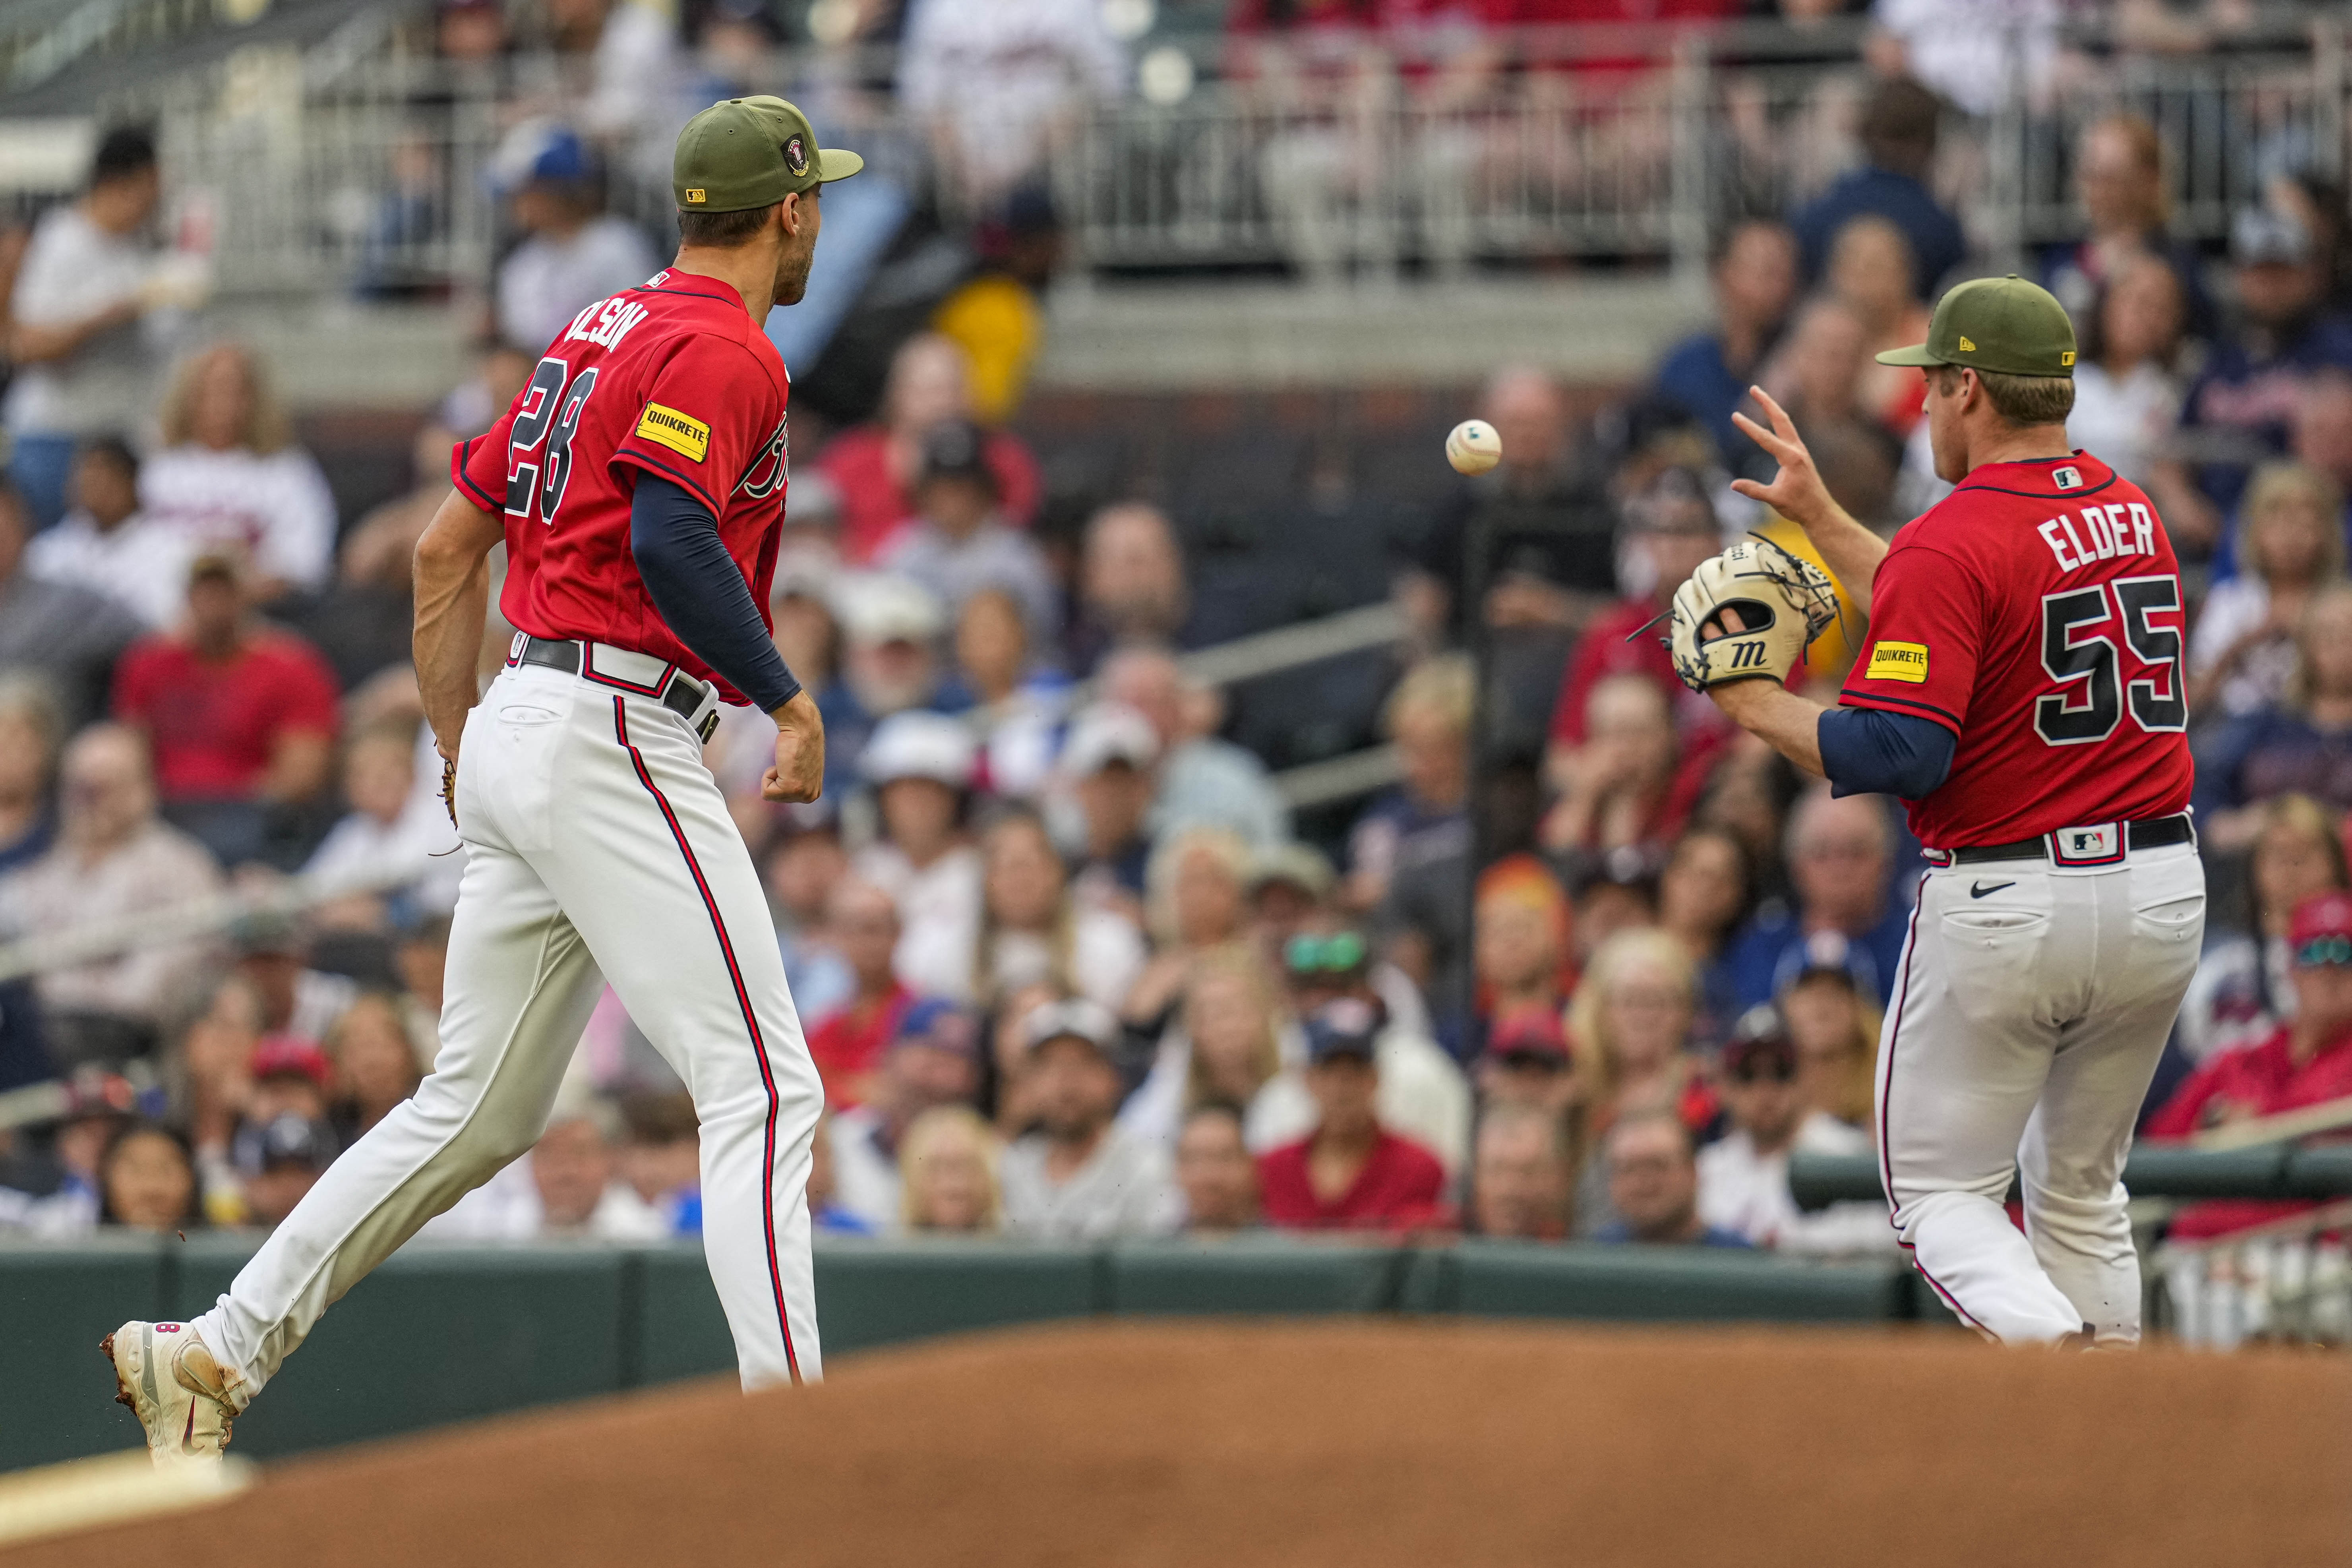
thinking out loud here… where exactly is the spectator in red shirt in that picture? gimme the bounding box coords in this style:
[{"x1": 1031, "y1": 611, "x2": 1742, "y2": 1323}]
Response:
[
  {"x1": 110, "y1": 551, "x2": 339, "y2": 869},
  {"x1": 815, "y1": 334, "x2": 1041, "y2": 565},
  {"x1": 1504, "y1": 0, "x2": 1742, "y2": 96},
  {"x1": 804, "y1": 879, "x2": 915, "y2": 1109},
  {"x1": 2146, "y1": 890, "x2": 2352, "y2": 1238},
  {"x1": 1257, "y1": 999, "x2": 1448, "y2": 1231}
]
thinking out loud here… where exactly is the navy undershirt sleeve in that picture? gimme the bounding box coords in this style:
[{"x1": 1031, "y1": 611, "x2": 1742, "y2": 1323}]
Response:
[
  {"x1": 1816, "y1": 706, "x2": 1956, "y2": 801},
  {"x1": 629, "y1": 474, "x2": 802, "y2": 713}
]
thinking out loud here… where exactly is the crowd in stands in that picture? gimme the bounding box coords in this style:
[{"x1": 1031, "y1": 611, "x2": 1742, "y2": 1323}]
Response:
[{"x1": 0, "y1": 0, "x2": 2350, "y2": 1262}]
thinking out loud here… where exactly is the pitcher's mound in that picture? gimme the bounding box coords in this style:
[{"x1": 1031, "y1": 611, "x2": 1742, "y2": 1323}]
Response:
[{"x1": 16, "y1": 1321, "x2": 2350, "y2": 1567}]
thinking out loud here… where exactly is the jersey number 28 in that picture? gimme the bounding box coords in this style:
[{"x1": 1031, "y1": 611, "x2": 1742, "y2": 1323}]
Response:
[
  {"x1": 506, "y1": 355, "x2": 599, "y2": 528},
  {"x1": 2036, "y1": 576, "x2": 2186, "y2": 745}
]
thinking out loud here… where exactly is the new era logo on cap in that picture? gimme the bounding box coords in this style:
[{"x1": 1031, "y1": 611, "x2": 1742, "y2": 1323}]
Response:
[{"x1": 1958, "y1": 336, "x2": 1976, "y2": 352}]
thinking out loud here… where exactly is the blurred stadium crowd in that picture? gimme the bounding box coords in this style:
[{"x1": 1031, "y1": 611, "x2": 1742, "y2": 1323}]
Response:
[{"x1": 0, "y1": 0, "x2": 2347, "y2": 1262}]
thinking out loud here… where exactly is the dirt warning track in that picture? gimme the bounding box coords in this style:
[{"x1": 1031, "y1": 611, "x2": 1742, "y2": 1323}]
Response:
[{"x1": 10, "y1": 1320, "x2": 2347, "y2": 1568}]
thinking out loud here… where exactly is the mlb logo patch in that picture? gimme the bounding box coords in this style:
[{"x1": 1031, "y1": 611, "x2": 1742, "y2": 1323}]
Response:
[
  {"x1": 2054, "y1": 466, "x2": 2082, "y2": 490},
  {"x1": 2049, "y1": 822, "x2": 2124, "y2": 866}
]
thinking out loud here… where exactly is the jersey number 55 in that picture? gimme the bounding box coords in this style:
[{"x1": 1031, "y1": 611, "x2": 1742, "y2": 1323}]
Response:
[{"x1": 2036, "y1": 576, "x2": 2186, "y2": 746}]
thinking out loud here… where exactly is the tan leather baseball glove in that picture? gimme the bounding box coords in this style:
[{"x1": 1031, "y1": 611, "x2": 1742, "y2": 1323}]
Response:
[{"x1": 1667, "y1": 536, "x2": 1840, "y2": 691}]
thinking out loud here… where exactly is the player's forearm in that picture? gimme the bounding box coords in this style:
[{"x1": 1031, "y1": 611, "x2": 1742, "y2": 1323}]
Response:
[
  {"x1": 1705, "y1": 680, "x2": 1827, "y2": 777},
  {"x1": 413, "y1": 490, "x2": 504, "y2": 757}
]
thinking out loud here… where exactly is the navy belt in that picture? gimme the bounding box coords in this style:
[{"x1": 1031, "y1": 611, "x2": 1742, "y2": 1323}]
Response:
[
  {"x1": 1944, "y1": 814, "x2": 2194, "y2": 866},
  {"x1": 515, "y1": 636, "x2": 718, "y2": 739}
]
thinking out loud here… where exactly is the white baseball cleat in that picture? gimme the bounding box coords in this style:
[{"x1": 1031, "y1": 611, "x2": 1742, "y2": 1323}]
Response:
[{"x1": 103, "y1": 1321, "x2": 246, "y2": 1467}]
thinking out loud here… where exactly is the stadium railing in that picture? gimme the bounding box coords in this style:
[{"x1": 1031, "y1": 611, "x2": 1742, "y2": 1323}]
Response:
[
  {"x1": 62, "y1": 14, "x2": 2346, "y2": 303},
  {"x1": 1791, "y1": 1112, "x2": 2352, "y2": 1349}
]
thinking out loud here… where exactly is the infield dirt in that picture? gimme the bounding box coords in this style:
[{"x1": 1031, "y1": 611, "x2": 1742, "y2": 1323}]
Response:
[{"x1": 10, "y1": 1320, "x2": 2348, "y2": 1566}]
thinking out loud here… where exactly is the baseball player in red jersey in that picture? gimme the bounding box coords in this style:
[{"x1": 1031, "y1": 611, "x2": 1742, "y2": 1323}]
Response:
[
  {"x1": 1676, "y1": 276, "x2": 2203, "y2": 1346},
  {"x1": 103, "y1": 98, "x2": 861, "y2": 1462}
]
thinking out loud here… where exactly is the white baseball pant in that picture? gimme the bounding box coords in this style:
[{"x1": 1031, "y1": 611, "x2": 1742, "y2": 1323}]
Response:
[
  {"x1": 1876, "y1": 839, "x2": 2204, "y2": 1345},
  {"x1": 191, "y1": 647, "x2": 824, "y2": 1394}
]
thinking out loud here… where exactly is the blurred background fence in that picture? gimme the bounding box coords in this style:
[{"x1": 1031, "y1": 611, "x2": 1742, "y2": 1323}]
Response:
[{"x1": 0, "y1": 12, "x2": 2329, "y2": 302}]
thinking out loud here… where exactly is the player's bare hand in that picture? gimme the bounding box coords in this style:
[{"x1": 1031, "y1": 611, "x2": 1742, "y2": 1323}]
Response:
[
  {"x1": 1728, "y1": 387, "x2": 1834, "y2": 530},
  {"x1": 763, "y1": 690, "x2": 825, "y2": 803}
]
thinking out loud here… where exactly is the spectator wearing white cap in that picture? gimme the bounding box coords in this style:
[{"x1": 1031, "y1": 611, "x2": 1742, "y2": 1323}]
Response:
[
  {"x1": 1056, "y1": 700, "x2": 1160, "y2": 912},
  {"x1": 835, "y1": 572, "x2": 949, "y2": 722},
  {"x1": 999, "y1": 999, "x2": 1181, "y2": 1240},
  {"x1": 852, "y1": 710, "x2": 985, "y2": 1001}
]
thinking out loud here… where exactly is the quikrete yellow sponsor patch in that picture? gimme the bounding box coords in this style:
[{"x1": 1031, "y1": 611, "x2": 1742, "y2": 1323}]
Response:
[
  {"x1": 635, "y1": 403, "x2": 710, "y2": 462},
  {"x1": 1866, "y1": 641, "x2": 1930, "y2": 683}
]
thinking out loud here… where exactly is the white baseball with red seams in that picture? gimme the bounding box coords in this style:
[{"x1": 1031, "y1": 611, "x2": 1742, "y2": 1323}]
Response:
[{"x1": 189, "y1": 642, "x2": 823, "y2": 1392}]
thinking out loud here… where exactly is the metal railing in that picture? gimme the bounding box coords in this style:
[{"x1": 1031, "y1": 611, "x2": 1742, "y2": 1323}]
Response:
[
  {"x1": 39, "y1": 16, "x2": 2335, "y2": 306},
  {"x1": 2152, "y1": 1200, "x2": 2352, "y2": 1348},
  {"x1": 1791, "y1": 1125, "x2": 2352, "y2": 1349}
]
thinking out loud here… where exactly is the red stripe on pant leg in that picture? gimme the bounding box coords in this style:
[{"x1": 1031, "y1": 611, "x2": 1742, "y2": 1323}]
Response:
[
  {"x1": 1901, "y1": 1240, "x2": 1992, "y2": 1334},
  {"x1": 613, "y1": 699, "x2": 800, "y2": 1384},
  {"x1": 1878, "y1": 877, "x2": 1924, "y2": 1220},
  {"x1": 1880, "y1": 875, "x2": 1994, "y2": 1330}
]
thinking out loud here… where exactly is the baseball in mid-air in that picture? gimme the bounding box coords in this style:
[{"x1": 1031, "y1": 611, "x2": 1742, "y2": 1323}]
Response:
[{"x1": 1445, "y1": 419, "x2": 1502, "y2": 475}]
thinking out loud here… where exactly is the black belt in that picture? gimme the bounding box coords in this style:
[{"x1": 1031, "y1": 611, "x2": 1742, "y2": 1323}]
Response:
[
  {"x1": 516, "y1": 636, "x2": 717, "y2": 738},
  {"x1": 1945, "y1": 814, "x2": 2194, "y2": 865}
]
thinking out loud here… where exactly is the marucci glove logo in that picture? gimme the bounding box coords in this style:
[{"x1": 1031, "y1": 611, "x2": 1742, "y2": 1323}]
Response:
[
  {"x1": 635, "y1": 403, "x2": 710, "y2": 462},
  {"x1": 1866, "y1": 641, "x2": 1930, "y2": 683}
]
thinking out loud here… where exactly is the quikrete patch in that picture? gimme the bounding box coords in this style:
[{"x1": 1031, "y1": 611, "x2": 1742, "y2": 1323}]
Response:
[
  {"x1": 1866, "y1": 641, "x2": 1930, "y2": 683},
  {"x1": 635, "y1": 403, "x2": 710, "y2": 462}
]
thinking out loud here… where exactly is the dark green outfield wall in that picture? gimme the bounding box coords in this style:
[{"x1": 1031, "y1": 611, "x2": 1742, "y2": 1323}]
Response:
[{"x1": 5, "y1": 1235, "x2": 1952, "y2": 1473}]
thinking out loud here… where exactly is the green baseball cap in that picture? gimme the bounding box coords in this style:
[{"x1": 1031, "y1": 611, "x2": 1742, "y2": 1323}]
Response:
[
  {"x1": 673, "y1": 96, "x2": 863, "y2": 213},
  {"x1": 1875, "y1": 274, "x2": 2078, "y2": 378}
]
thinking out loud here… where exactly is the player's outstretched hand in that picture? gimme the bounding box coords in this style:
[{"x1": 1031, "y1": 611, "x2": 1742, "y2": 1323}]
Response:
[
  {"x1": 1729, "y1": 386, "x2": 1834, "y2": 530},
  {"x1": 763, "y1": 690, "x2": 826, "y2": 803}
]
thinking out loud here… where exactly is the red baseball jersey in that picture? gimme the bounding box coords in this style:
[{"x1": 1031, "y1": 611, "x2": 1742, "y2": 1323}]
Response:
[
  {"x1": 1837, "y1": 452, "x2": 2195, "y2": 848},
  {"x1": 451, "y1": 269, "x2": 791, "y2": 705}
]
